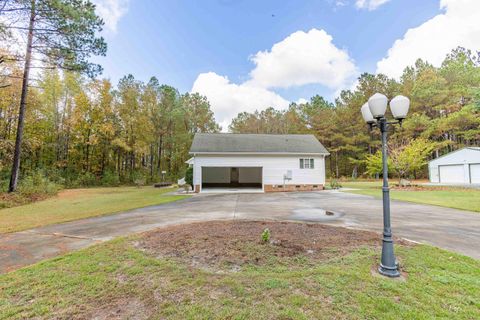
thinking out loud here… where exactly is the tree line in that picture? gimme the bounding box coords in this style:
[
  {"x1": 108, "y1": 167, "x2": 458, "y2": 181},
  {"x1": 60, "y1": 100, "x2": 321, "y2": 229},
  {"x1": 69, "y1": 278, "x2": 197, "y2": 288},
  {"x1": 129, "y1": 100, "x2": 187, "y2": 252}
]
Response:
[
  {"x1": 1, "y1": 0, "x2": 219, "y2": 191},
  {"x1": 2, "y1": 46, "x2": 479, "y2": 188},
  {"x1": 1, "y1": 0, "x2": 479, "y2": 190},
  {"x1": 229, "y1": 47, "x2": 480, "y2": 180},
  {"x1": 0, "y1": 65, "x2": 219, "y2": 186}
]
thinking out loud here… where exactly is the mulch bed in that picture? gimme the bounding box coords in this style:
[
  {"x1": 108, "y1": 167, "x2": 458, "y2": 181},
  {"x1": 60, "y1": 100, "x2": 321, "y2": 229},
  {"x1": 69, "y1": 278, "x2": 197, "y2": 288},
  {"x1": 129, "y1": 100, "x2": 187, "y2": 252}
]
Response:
[
  {"x1": 391, "y1": 185, "x2": 473, "y2": 191},
  {"x1": 134, "y1": 220, "x2": 399, "y2": 271}
]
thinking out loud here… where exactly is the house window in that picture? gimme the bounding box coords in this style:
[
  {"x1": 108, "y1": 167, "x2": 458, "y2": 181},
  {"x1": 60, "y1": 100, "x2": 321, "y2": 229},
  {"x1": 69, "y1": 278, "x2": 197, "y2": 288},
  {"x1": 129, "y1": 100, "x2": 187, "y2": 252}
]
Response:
[{"x1": 300, "y1": 158, "x2": 314, "y2": 169}]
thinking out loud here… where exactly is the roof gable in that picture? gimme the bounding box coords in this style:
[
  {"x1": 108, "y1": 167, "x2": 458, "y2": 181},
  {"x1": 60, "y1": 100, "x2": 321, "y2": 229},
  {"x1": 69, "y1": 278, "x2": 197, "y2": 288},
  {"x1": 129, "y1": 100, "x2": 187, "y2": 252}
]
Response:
[
  {"x1": 429, "y1": 147, "x2": 480, "y2": 165},
  {"x1": 189, "y1": 133, "x2": 329, "y2": 154}
]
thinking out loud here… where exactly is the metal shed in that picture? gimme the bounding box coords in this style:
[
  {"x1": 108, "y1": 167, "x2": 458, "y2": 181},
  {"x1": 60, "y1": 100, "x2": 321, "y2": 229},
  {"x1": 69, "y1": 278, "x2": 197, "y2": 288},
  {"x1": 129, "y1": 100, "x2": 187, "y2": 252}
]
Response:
[{"x1": 428, "y1": 147, "x2": 480, "y2": 184}]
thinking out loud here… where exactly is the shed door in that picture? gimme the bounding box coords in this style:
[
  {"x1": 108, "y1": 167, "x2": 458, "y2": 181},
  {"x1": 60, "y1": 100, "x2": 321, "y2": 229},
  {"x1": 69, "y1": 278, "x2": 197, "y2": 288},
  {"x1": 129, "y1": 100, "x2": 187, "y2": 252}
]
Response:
[
  {"x1": 470, "y1": 164, "x2": 480, "y2": 184},
  {"x1": 439, "y1": 165, "x2": 464, "y2": 183}
]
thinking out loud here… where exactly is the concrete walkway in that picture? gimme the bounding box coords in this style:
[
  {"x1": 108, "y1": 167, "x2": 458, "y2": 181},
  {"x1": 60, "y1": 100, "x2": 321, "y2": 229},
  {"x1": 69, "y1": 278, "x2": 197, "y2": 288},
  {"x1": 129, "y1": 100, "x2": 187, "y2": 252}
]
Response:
[{"x1": 1, "y1": 191, "x2": 479, "y2": 273}]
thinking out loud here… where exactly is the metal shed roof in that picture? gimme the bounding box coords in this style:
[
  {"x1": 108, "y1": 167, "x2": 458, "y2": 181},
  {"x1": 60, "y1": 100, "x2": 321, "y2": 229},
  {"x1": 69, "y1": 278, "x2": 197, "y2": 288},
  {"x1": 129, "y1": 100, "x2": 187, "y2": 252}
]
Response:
[
  {"x1": 429, "y1": 147, "x2": 480, "y2": 165},
  {"x1": 189, "y1": 133, "x2": 329, "y2": 155}
]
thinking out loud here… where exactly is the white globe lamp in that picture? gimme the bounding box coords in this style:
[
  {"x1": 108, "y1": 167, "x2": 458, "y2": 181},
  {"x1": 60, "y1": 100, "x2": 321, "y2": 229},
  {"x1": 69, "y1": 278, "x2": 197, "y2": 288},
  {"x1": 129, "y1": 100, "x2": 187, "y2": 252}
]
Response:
[
  {"x1": 368, "y1": 93, "x2": 388, "y2": 119},
  {"x1": 361, "y1": 102, "x2": 375, "y2": 124},
  {"x1": 390, "y1": 95, "x2": 410, "y2": 120}
]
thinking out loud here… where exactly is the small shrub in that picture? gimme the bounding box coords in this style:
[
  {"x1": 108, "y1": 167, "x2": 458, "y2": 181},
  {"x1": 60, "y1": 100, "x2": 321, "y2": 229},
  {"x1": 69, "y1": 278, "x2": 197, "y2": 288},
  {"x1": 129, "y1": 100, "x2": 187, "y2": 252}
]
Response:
[
  {"x1": 128, "y1": 170, "x2": 148, "y2": 186},
  {"x1": 185, "y1": 167, "x2": 193, "y2": 190},
  {"x1": 183, "y1": 184, "x2": 191, "y2": 193},
  {"x1": 0, "y1": 178, "x2": 8, "y2": 193},
  {"x1": 43, "y1": 168, "x2": 66, "y2": 186},
  {"x1": 261, "y1": 228, "x2": 271, "y2": 243},
  {"x1": 75, "y1": 172, "x2": 98, "y2": 187},
  {"x1": 101, "y1": 170, "x2": 120, "y2": 186},
  {"x1": 18, "y1": 171, "x2": 62, "y2": 196},
  {"x1": 134, "y1": 177, "x2": 146, "y2": 188},
  {"x1": 330, "y1": 179, "x2": 342, "y2": 190}
]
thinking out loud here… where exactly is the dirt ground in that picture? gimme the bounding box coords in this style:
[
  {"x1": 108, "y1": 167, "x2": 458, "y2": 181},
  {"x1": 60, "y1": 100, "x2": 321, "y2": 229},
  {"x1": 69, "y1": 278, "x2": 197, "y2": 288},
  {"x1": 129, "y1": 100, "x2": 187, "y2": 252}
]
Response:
[
  {"x1": 389, "y1": 185, "x2": 472, "y2": 191},
  {"x1": 135, "y1": 220, "x2": 395, "y2": 272}
]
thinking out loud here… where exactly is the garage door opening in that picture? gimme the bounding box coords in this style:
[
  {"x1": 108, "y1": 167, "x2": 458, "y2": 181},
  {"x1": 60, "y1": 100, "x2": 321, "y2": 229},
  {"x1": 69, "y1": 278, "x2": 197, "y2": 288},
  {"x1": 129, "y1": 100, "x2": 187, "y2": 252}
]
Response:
[
  {"x1": 439, "y1": 164, "x2": 464, "y2": 183},
  {"x1": 201, "y1": 167, "x2": 263, "y2": 193},
  {"x1": 470, "y1": 164, "x2": 480, "y2": 184}
]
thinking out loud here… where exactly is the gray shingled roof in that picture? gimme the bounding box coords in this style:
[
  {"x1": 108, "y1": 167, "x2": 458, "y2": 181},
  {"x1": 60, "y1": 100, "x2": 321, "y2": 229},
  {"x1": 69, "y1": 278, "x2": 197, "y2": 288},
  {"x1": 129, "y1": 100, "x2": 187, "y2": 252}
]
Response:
[{"x1": 189, "y1": 133, "x2": 329, "y2": 154}]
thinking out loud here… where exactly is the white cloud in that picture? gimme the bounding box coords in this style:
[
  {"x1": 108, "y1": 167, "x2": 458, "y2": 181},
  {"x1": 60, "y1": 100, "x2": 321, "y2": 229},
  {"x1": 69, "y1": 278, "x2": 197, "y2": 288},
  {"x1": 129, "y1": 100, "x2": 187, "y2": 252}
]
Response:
[
  {"x1": 93, "y1": 0, "x2": 130, "y2": 33},
  {"x1": 191, "y1": 28, "x2": 357, "y2": 130},
  {"x1": 192, "y1": 72, "x2": 290, "y2": 130},
  {"x1": 355, "y1": 0, "x2": 390, "y2": 10},
  {"x1": 296, "y1": 98, "x2": 308, "y2": 104},
  {"x1": 247, "y1": 29, "x2": 357, "y2": 89},
  {"x1": 377, "y1": 0, "x2": 480, "y2": 78}
]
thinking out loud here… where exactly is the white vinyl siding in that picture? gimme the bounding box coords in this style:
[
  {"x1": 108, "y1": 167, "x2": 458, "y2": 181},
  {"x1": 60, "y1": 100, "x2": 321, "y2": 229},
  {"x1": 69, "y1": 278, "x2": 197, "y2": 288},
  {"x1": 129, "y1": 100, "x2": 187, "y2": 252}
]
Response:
[{"x1": 193, "y1": 154, "x2": 325, "y2": 190}]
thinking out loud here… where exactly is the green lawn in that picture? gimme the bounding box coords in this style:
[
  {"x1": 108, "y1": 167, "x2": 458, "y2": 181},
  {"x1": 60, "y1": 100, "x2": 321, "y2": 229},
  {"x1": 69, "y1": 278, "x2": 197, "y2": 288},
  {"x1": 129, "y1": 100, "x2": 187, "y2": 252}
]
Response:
[
  {"x1": 0, "y1": 224, "x2": 478, "y2": 319},
  {"x1": 340, "y1": 181, "x2": 480, "y2": 212},
  {"x1": 0, "y1": 187, "x2": 188, "y2": 233}
]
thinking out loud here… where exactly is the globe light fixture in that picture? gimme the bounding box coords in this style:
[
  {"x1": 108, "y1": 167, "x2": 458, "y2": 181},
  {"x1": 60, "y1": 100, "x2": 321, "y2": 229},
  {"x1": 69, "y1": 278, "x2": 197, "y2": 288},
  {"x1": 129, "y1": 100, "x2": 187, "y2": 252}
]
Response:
[
  {"x1": 368, "y1": 93, "x2": 388, "y2": 119},
  {"x1": 390, "y1": 95, "x2": 410, "y2": 120},
  {"x1": 360, "y1": 93, "x2": 411, "y2": 278},
  {"x1": 361, "y1": 102, "x2": 375, "y2": 124}
]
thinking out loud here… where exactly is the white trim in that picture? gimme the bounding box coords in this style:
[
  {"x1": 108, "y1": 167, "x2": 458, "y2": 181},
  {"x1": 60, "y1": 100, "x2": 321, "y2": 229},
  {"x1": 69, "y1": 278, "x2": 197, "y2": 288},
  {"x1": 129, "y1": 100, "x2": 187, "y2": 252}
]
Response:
[{"x1": 429, "y1": 147, "x2": 480, "y2": 165}]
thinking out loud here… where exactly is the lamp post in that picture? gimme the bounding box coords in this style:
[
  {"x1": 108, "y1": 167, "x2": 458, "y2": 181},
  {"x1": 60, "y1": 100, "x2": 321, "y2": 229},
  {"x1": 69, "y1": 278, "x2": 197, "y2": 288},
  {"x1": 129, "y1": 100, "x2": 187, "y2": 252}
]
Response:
[{"x1": 361, "y1": 93, "x2": 410, "y2": 278}]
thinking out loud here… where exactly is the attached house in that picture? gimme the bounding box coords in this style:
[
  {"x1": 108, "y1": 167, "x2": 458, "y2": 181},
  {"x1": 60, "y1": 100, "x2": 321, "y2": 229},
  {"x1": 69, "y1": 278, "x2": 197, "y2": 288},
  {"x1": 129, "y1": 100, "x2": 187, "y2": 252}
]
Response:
[
  {"x1": 428, "y1": 147, "x2": 480, "y2": 184},
  {"x1": 188, "y1": 133, "x2": 329, "y2": 193}
]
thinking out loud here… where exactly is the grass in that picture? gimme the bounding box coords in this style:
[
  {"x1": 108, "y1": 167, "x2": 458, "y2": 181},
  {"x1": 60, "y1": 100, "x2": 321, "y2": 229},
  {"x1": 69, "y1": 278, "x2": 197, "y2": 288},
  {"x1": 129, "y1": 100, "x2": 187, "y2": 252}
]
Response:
[
  {"x1": 0, "y1": 230, "x2": 478, "y2": 319},
  {"x1": 340, "y1": 180, "x2": 480, "y2": 212},
  {"x1": 0, "y1": 187, "x2": 188, "y2": 233}
]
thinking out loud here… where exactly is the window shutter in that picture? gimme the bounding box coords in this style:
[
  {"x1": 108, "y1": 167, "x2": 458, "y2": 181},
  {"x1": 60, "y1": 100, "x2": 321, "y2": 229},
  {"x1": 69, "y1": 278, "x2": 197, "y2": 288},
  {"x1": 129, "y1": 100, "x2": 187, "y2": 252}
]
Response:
[
  {"x1": 310, "y1": 159, "x2": 314, "y2": 169},
  {"x1": 300, "y1": 159, "x2": 304, "y2": 169}
]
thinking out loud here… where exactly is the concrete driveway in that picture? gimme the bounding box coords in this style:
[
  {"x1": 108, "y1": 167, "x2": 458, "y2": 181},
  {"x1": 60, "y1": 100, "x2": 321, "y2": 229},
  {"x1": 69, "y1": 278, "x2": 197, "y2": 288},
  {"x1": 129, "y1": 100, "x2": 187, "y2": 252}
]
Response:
[{"x1": 1, "y1": 190, "x2": 479, "y2": 273}]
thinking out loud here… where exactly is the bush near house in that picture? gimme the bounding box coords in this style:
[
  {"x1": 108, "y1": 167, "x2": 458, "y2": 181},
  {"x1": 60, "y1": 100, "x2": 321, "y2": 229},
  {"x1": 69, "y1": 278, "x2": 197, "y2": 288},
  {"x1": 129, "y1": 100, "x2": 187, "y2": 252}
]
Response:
[{"x1": 185, "y1": 166, "x2": 193, "y2": 190}]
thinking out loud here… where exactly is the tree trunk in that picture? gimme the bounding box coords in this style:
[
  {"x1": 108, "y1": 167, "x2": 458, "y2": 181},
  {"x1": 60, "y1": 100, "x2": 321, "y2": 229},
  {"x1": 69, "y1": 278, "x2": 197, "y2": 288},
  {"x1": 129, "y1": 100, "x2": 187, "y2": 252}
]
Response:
[
  {"x1": 335, "y1": 151, "x2": 339, "y2": 178},
  {"x1": 157, "y1": 135, "x2": 163, "y2": 171},
  {"x1": 150, "y1": 144, "x2": 154, "y2": 179},
  {"x1": 9, "y1": 0, "x2": 35, "y2": 192},
  {"x1": 100, "y1": 146, "x2": 106, "y2": 176}
]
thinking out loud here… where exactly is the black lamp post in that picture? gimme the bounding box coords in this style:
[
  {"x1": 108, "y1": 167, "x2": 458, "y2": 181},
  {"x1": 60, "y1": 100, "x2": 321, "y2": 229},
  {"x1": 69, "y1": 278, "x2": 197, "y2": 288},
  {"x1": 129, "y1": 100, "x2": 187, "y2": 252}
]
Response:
[{"x1": 361, "y1": 93, "x2": 410, "y2": 278}]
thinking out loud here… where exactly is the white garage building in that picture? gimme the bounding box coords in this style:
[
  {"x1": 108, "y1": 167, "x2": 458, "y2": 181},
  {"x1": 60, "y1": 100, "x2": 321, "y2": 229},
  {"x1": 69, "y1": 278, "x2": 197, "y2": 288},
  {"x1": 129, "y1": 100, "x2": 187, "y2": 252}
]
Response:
[
  {"x1": 428, "y1": 147, "x2": 480, "y2": 185},
  {"x1": 189, "y1": 133, "x2": 329, "y2": 193}
]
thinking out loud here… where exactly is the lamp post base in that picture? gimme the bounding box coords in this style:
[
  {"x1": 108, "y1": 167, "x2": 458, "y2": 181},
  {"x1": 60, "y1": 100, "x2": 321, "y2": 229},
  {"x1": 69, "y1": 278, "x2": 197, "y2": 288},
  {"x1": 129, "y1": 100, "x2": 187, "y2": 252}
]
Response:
[{"x1": 378, "y1": 264, "x2": 400, "y2": 278}]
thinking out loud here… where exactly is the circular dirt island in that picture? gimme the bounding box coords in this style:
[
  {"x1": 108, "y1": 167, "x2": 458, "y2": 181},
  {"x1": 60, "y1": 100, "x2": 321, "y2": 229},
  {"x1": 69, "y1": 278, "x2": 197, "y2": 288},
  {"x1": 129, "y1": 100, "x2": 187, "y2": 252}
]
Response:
[{"x1": 134, "y1": 220, "x2": 391, "y2": 272}]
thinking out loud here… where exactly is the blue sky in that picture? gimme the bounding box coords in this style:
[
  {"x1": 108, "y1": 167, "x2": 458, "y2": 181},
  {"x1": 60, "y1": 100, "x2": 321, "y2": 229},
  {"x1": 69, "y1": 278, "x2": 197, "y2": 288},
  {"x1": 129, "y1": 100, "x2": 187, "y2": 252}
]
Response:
[{"x1": 93, "y1": 0, "x2": 479, "y2": 128}]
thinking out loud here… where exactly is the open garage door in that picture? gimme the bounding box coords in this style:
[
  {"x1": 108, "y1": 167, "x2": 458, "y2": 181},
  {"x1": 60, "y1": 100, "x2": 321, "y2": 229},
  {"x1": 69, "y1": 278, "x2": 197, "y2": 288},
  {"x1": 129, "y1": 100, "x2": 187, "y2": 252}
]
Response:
[
  {"x1": 201, "y1": 167, "x2": 262, "y2": 192},
  {"x1": 439, "y1": 165, "x2": 464, "y2": 183},
  {"x1": 470, "y1": 164, "x2": 480, "y2": 184}
]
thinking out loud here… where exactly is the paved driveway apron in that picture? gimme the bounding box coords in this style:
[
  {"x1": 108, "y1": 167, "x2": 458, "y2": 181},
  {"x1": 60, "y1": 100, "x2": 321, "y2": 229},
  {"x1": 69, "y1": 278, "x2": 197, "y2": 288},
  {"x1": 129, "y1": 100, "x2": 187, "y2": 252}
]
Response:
[{"x1": 1, "y1": 191, "x2": 479, "y2": 273}]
